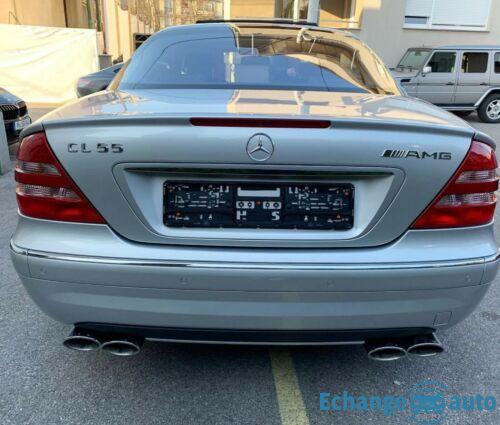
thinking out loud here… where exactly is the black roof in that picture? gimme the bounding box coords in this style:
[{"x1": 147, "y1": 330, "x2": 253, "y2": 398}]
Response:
[{"x1": 196, "y1": 19, "x2": 318, "y2": 26}]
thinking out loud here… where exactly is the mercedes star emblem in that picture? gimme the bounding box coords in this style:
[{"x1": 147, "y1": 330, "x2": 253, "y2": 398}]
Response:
[{"x1": 246, "y1": 134, "x2": 275, "y2": 162}]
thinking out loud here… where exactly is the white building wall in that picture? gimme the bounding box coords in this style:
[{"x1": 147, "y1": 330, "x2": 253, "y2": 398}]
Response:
[{"x1": 352, "y1": 0, "x2": 500, "y2": 67}]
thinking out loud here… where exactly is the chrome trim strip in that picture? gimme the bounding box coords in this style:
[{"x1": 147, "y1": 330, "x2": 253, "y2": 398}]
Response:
[
  {"x1": 146, "y1": 338, "x2": 364, "y2": 346},
  {"x1": 444, "y1": 106, "x2": 477, "y2": 111},
  {"x1": 484, "y1": 251, "x2": 500, "y2": 263},
  {"x1": 9, "y1": 241, "x2": 28, "y2": 256},
  {"x1": 10, "y1": 240, "x2": 500, "y2": 271}
]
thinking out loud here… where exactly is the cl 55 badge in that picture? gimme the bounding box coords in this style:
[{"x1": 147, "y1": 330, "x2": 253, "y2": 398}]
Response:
[
  {"x1": 68, "y1": 143, "x2": 124, "y2": 153},
  {"x1": 382, "y1": 149, "x2": 451, "y2": 160}
]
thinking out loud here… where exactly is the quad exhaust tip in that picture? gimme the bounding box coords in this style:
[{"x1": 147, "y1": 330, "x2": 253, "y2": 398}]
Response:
[
  {"x1": 63, "y1": 327, "x2": 143, "y2": 356},
  {"x1": 365, "y1": 334, "x2": 444, "y2": 361},
  {"x1": 63, "y1": 330, "x2": 101, "y2": 352},
  {"x1": 101, "y1": 338, "x2": 142, "y2": 357},
  {"x1": 365, "y1": 341, "x2": 407, "y2": 362},
  {"x1": 63, "y1": 328, "x2": 443, "y2": 360},
  {"x1": 406, "y1": 334, "x2": 444, "y2": 358}
]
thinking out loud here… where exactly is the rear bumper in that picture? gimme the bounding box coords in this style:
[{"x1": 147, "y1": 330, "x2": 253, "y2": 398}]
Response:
[
  {"x1": 14, "y1": 273, "x2": 493, "y2": 339},
  {"x1": 10, "y1": 218, "x2": 499, "y2": 339}
]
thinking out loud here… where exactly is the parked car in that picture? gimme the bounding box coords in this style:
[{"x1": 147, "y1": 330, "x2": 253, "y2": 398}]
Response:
[
  {"x1": 11, "y1": 21, "x2": 498, "y2": 360},
  {"x1": 76, "y1": 63, "x2": 123, "y2": 97},
  {"x1": 391, "y1": 48, "x2": 433, "y2": 96},
  {"x1": 0, "y1": 88, "x2": 31, "y2": 144},
  {"x1": 392, "y1": 47, "x2": 432, "y2": 74},
  {"x1": 392, "y1": 45, "x2": 500, "y2": 123}
]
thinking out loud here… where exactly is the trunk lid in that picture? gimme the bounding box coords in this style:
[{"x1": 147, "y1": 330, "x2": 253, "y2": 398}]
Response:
[{"x1": 40, "y1": 89, "x2": 475, "y2": 248}]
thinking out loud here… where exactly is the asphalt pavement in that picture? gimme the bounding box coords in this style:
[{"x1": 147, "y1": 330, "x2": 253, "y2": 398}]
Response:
[{"x1": 0, "y1": 110, "x2": 498, "y2": 425}]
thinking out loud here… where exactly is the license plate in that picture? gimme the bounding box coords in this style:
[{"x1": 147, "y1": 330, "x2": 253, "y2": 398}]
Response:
[
  {"x1": 164, "y1": 182, "x2": 354, "y2": 230},
  {"x1": 14, "y1": 117, "x2": 30, "y2": 131}
]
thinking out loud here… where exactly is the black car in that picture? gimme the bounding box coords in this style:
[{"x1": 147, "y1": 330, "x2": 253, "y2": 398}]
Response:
[
  {"x1": 0, "y1": 88, "x2": 31, "y2": 144},
  {"x1": 76, "y1": 63, "x2": 123, "y2": 97}
]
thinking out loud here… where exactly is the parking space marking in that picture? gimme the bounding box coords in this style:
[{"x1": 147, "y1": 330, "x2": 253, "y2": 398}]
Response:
[{"x1": 270, "y1": 348, "x2": 310, "y2": 425}]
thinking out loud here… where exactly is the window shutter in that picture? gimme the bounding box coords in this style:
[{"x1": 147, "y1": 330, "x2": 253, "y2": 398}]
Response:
[
  {"x1": 405, "y1": 0, "x2": 433, "y2": 17},
  {"x1": 431, "y1": 0, "x2": 490, "y2": 27}
]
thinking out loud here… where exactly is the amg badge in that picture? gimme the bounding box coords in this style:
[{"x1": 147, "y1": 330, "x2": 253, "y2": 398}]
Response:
[{"x1": 382, "y1": 150, "x2": 452, "y2": 160}]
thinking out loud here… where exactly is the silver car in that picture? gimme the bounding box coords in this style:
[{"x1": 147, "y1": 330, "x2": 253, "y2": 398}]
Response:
[
  {"x1": 10, "y1": 21, "x2": 499, "y2": 361},
  {"x1": 392, "y1": 45, "x2": 500, "y2": 123}
]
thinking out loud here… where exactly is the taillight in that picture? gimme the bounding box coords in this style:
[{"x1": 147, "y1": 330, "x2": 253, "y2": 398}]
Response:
[
  {"x1": 412, "y1": 140, "x2": 498, "y2": 229},
  {"x1": 15, "y1": 132, "x2": 105, "y2": 223}
]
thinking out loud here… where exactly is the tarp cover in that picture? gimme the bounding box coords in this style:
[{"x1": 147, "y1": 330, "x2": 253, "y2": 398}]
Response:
[{"x1": 0, "y1": 24, "x2": 98, "y2": 105}]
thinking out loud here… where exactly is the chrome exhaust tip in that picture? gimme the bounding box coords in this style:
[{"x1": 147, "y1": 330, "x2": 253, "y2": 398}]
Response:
[
  {"x1": 101, "y1": 337, "x2": 143, "y2": 357},
  {"x1": 365, "y1": 340, "x2": 407, "y2": 361},
  {"x1": 406, "y1": 334, "x2": 444, "y2": 358},
  {"x1": 63, "y1": 329, "x2": 101, "y2": 352}
]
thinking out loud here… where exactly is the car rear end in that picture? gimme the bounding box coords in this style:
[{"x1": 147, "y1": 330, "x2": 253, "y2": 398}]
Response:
[
  {"x1": 1, "y1": 100, "x2": 31, "y2": 144},
  {"x1": 10, "y1": 23, "x2": 499, "y2": 359},
  {"x1": 76, "y1": 64, "x2": 122, "y2": 98}
]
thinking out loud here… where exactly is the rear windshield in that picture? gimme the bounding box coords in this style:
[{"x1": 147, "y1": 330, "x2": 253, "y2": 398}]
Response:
[{"x1": 118, "y1": 31, "x2": 399, "y2": 95}]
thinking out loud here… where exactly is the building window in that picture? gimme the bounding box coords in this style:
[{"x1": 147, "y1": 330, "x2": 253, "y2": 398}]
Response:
[
  {"x1": 404, "y1": 0, "x2": 492, "y2": 31},
  {"x1": 166, "y1": 0, "x2": 224, "y2": 25},
  {"x1": 319, "y1": 0, "x2": 359, "y2": 28},
  {"x1": 230, "y1": 0, "x2": 358, "y2": 27},
  {"x1": 461, "y1": 52, "x2": 489, "y2": 74},
  {"x1": 275, "y1": 0, "x2": 309, "y2": 20}
]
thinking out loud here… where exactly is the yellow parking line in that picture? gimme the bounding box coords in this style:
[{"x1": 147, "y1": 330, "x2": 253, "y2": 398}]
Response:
[{"x1": 270, "y1": 348, "x2": 310, "y2": 425}]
